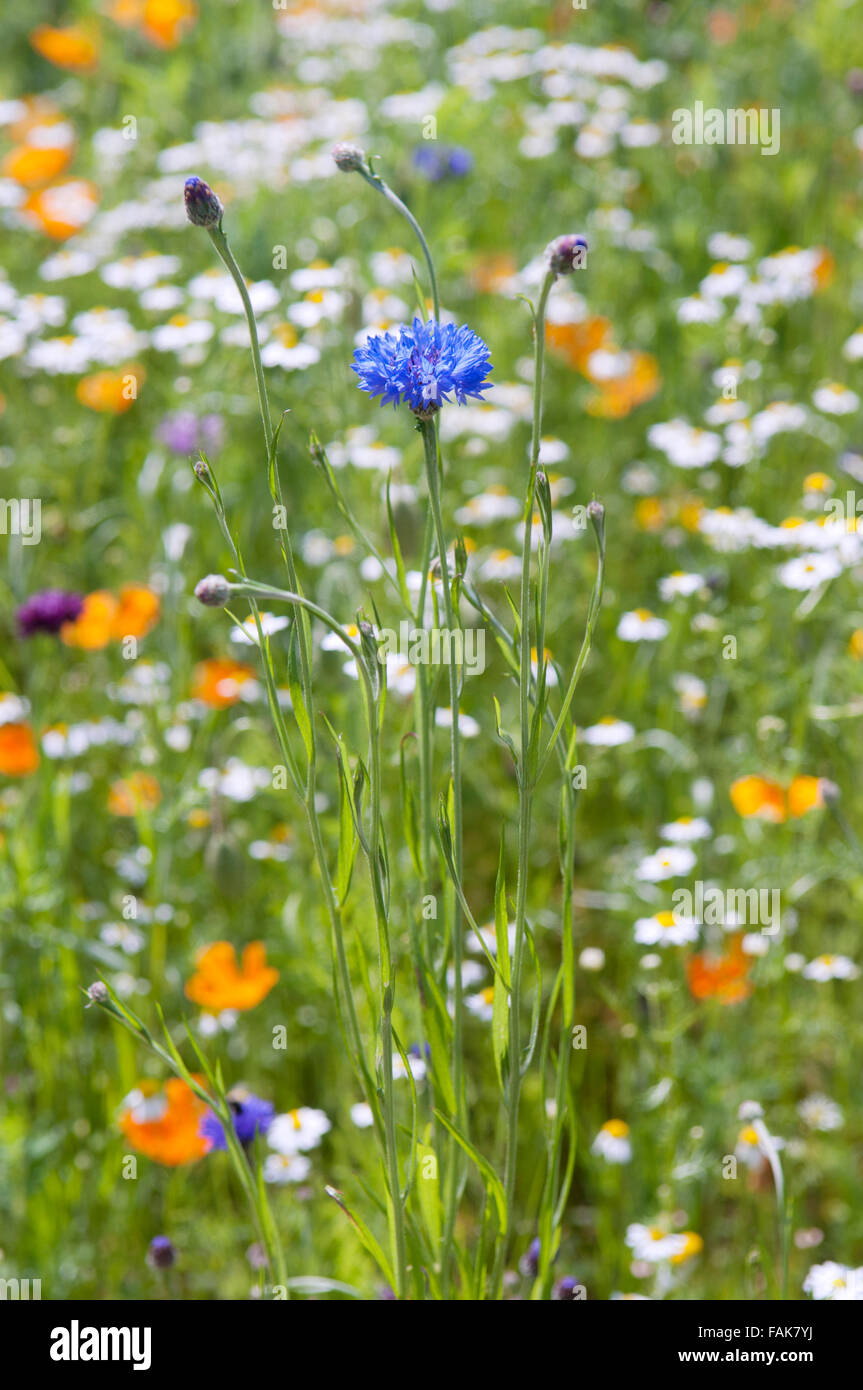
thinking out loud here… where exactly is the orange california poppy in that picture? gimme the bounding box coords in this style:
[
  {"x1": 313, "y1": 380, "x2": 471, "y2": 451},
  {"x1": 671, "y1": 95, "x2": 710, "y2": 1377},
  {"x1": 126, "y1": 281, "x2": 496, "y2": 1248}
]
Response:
[
  {"x1": 141, "y1": 0, "x2": 198, "y2": 48},
  {"x1": 20, "y1": 180, "x2": 99, "y2": 240},
  {"x1": 60, "y1": 591, "x2": 118, "y2": 649},
  {"x1": 111, "y1": 585, "x2": 160, "y2": 640},
  {"x1": 191, "y1": 658, "x2": 255, "y2": 709},
  {"x1": 185, "y1": 941, "x2": 279, "y2": 1011},
  {"x1": 787, "y1": 775, "x2": 825, "y2": 818},
  {"x1": 119, "y1": 1077, "x2": 209, "y2": 1165},
  {"x1": 0, "y1": 723, "x2": 40, "y2": 777},
  {"x1": 76, "y1": 365, "x2": 144, "y2": 413},
  {"x1": 586, "y1": 352, "x2": 661, "y2": 419},
  {"x1": 108, "y1": 772, "x2": 162, "y2": 816},
  {"x1": 29, "y1": 24, "x2": 100, "y2": 71},
  {"x1": 2, "y1": 143, "x2": 73, "y2": 189},
  {"x1": 686, "y1": 935, "x2": 752, "y2": 1005},
  {"x1": 545, "y1": 315, "x2": 612, "y2": 372},
  {"x1": 729, "y1": 775, "x2": 787, "y2": 823}
]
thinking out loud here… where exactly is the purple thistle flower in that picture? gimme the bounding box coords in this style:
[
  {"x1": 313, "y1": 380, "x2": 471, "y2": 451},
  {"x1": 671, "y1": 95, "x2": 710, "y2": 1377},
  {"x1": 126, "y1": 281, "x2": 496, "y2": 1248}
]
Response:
[
  {"x1": 352, "y1": 317, "x2": 492, "y2": 417},
  {"x1": 200, "y1": 1093, "x2": 274, "y2": 1151},
  {"x1": 16, "y1": 590, "x2": 84, "y2": 637},
  {"x1": 184, "y1": 176, "x2": 223, "y2": 228}
]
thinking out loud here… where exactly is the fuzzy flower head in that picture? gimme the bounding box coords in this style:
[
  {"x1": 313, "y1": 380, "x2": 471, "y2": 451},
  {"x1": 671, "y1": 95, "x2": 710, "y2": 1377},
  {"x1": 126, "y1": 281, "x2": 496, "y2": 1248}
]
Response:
[
  {"x1": 332, "y1": 142, "x2": 367, "y2": 173},
  {"x1": 184, "y1": 176, "x2": 222, "y2": 228},
  {"x1": 17, "y1": 589, "x2": 84, "y2": 637},
  {"x1": 546, "y1": 234, "x2": 588, "y2": 276},
  {"x1": 352, "y1": 317, "x2": 493, "y2": 417}
]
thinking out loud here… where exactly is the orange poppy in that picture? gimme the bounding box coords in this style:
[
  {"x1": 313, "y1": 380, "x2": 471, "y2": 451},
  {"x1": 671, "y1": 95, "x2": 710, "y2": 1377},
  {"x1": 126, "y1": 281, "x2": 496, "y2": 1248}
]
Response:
[
  {"x1": 142, "y1": 0, "x2": 198, "y2": 48},
  {"x1": 0, "y1": 724, "x2": 40, "y2": 777},
  {"x1": 191, "y1": 658, "x2": 255, "y2": 708},
  {"x1": 119, "y1": 1077, "x2": 209, "y2": 1165},
  {"x1": 108, "y1": 772, "x2": 162, "y2": 816},
  {"x1": 76, "y1": 365, "x2": 144, "y2": 413},
  {"x1": 586, "y1": 351, "x2": 661, "y2": 419},
  {"x1": 185, "y1": 941, "x2": 279, "y2": 1011},
  {"x1": 30, "y1": 24, "x2": 100, "y2": 71},
  {"x1": 787, "y1": 775, "x2": 825, "y2": 818},
  {"x1": 2, "y1": 143, "x2": 73, "y2": 189},
  {"x1": 729, "y1": 775, "x2": 787, "y2": 823},
  {"x1": 686, "y1": 935, "x2": 752, "y2": 1005},
  {"x1": 731, "y1": 773, "x2": 826, "y2": 822},
  {"x1": 20, "y1": 179, "x2": 99, "y2": 240},
  {"x1": 545, "y1": 315, "x2": 612, "y2": 372},
  {"x1": 61, "y1": 591, "x2": 118, "y2": 649},
  {"x1": 111, "y1": 585, "x2": 160, "y2": 640}
]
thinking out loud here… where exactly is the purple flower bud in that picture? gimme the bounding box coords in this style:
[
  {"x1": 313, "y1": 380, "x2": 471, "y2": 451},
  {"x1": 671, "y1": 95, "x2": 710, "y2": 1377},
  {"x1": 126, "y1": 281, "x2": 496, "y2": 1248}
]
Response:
[
  {"x1": 332, "y1": 143, "x2": 366, "y2": 173},
  {"x1": 147, "y1": 1236, "x2": 176, "y2": 1270},
  {"x1": 194, "y1": 574, "x2": 232, "y2": 608},
  {"x1": 184, "y1": 176, "x2": 223, "y2": 228},
  {"x1": 16, "y1": 589, "x2": 84, "y2": 637},
  {"x1": 546, "y1": 234, "x2": 588, "y2": 276},
  {"x1": 85, "y1": 982, "x2": 108, "y2": 1007},
  {"x1": 519, "y1": 1237, "x2": 542, "y2": 1277},
  {"x1": 553, "y1": 1275, "x2": 581, "y2": 1300}
]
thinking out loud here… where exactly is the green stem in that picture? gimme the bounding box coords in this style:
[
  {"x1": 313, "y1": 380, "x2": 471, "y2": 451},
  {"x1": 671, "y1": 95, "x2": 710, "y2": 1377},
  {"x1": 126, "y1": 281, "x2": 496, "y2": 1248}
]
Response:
[
  {"x1": 493, "y1": 271, "x2": 554, "y2": 1295},
  {"x1": 419, "y1": 417, "x2": 466, "y2": 1288},
  {"x1": 358, "y1": 168, "x2": 441, "y2": 322}
]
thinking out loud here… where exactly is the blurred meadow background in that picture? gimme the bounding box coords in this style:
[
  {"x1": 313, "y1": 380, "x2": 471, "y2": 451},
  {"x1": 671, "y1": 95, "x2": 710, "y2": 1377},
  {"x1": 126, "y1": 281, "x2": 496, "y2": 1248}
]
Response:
[{"x1": 2, "y1": 0, "x2": 863, "y2": 1301}]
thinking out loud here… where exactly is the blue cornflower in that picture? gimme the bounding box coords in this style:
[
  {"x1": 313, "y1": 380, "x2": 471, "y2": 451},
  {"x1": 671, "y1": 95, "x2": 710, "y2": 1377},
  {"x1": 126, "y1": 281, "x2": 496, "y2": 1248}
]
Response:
[
  {"x1": 200, "y1": 1092, "x2": 274, "y2": 1151},
  {"x1": 352, "y1": 317, "x2": 492, "y2": 416},
  {"x1": 411, "y1": 144, "x2": 474, "y2": 181}
]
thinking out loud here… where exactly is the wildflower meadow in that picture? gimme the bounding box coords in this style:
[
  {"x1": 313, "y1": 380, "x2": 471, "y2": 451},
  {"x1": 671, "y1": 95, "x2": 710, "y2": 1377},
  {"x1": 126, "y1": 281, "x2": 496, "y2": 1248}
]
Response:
[{"x1": 2, "y1": 0, "x2": 863, "y2": 1330}]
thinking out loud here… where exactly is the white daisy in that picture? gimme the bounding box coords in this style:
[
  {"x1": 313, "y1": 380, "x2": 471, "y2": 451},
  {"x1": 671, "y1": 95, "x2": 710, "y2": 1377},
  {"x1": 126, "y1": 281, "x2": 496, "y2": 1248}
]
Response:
[{"x1": 591, "y1": 1119, "x2": 632, "y2": 1163}]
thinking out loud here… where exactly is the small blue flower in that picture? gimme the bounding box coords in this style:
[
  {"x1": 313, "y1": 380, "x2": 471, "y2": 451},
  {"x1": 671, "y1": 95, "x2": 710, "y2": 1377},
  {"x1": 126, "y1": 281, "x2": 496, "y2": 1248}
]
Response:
[
  {"x1": 352, "y1": 317, "x2": 493, "y2": 416},
  {"x1": 201, "y1": 1092, "x2": 274, "y2": 1151},
  {"x1": 411, "y1": 144, "x2": 474, "y2": 181}
]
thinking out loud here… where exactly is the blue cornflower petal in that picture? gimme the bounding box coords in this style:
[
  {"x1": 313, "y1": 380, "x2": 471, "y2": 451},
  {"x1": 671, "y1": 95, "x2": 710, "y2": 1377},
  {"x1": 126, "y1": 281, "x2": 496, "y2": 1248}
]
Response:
[
  {"x1": 201, "y1": 1093, "x2": 274, "y2": 1151},
  {"x1": 352, "y1": 318, "x2": 493, "y2": 415}
]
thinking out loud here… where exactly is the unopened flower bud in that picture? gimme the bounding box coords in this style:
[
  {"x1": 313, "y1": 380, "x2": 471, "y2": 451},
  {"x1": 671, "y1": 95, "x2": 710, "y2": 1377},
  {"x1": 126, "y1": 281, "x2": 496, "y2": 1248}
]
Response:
[
  {"x1": 184, "y1": 176, "x2": 223, "y2": 228},
  {"x1": 147, "y1": 1236, "x2": 176, "y2": 1270},
  {"x1": 587, "y1": 499, "x2": 605, "y2": 523},
  {"x1": 195, "y1": 574, "x2": 232, "y2": 607},
  {"x1": 332, "y1": 143, "x2": 366, "y2": 173},
  {"x1": 86, "y1": 981, "x2": 108, "y2": 1007},
  {"x1": 546, "y1": 234, "x2": 588, "y2": 276}
]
